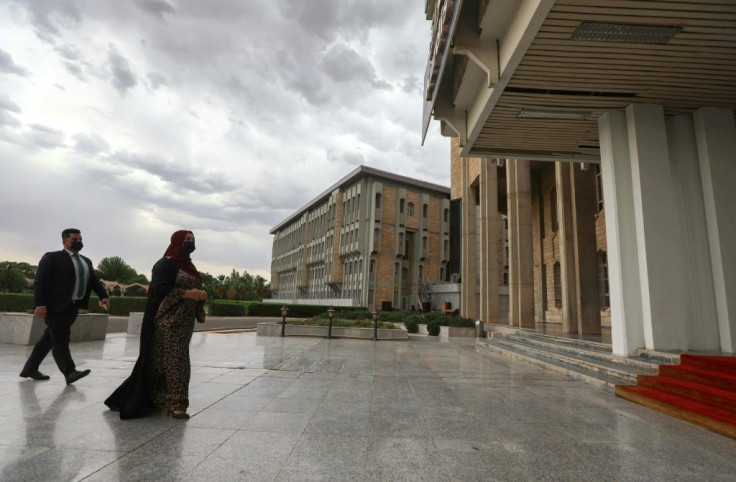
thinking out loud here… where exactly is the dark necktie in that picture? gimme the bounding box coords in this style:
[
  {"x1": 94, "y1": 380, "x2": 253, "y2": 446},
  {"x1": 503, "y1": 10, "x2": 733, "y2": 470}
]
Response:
[{"x1": 73, "y1": 253, "x2": 86, "y2": 299}]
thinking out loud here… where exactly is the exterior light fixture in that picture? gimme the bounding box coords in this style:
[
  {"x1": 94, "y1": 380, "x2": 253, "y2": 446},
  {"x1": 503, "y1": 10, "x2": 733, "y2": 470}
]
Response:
[
  {"x1": 372, "y1": 310, "x2": 379, "y2": 341},
  {"x1": 572, "y1": 22, "x2": 681, "y2": 44},
  {"x1": 327, "y1": 306, "x2": 335, "y2": 339},
  {"x1": 280, "y1": 305, "x2": 288, "y2": 337},
  {"x1": 518, "y1": 108, "x2": 591, "y2": 120}
]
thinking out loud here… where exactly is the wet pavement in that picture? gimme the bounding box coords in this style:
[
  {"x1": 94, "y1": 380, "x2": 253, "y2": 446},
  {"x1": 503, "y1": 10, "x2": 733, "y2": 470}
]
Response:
[{"x1": 1, "y1": 332, "x2": 735, "y2": 481}]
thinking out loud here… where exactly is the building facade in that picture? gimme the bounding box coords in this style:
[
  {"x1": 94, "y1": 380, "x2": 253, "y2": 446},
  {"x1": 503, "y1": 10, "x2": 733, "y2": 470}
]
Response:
[
  {"x1": 453, "y1": 139, "x2": 610, "y2": 334},
  {"x1": 270, "y1": 166, "x2": 451, "y2": 310},
  {"x1": 424, "y1": 0, "x2": 736, "y2": 356}
]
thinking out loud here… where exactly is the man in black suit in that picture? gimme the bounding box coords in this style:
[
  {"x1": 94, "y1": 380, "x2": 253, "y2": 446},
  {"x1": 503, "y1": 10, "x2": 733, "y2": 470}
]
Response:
[{"x1": 20, "y1": 228, "x2": 110, "y2": 385}]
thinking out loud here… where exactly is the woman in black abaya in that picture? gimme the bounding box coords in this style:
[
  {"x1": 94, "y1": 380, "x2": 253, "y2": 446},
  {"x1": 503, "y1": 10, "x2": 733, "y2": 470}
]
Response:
[{"x1": 105, "y1": 230, "x2": 207, "y2": 419}]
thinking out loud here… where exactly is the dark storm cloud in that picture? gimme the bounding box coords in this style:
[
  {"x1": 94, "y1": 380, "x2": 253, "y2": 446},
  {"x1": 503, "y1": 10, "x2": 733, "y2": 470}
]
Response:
[
  {"x1": 14, "y1": 0, "x2": 82, "y2": 43},
  {"x1": 134, "y1": 0, "x2": 176, "y2": 21},
  {"x1": 25, "y1": 124, "x2": 66, "y2": 149},
  {"x1": 321, "y1": 44, "x2": 390, "y2": 90},
  {"x1": 108, "y1": 150, "x2": 240, "y2": 195},
  {"x1": 0, "y1": 95, "x2": 22, "y2": 128},
  {"x1": 327, "y1": 148, "x2": 365, "y2": 166},
  {"x1": 72, "y1": 133, "x2": 110, "y2": 155},
  {"x1": 108, "y1": 46, "x2": 137, "y2": 95},
  {"x1": 0, "y1": 48, "x2": 28, "y2": 76},
  {"x1": 147, "y1": 72, "x2": 168, "y2": 89}
]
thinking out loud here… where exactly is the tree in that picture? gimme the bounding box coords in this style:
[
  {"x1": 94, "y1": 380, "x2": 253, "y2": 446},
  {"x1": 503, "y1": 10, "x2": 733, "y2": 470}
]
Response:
[
  {"x1": 254, "y1": 275, "x2": 271, "y2": 301},
  {"x1": 0, "y1": 262, "x2": 31, "y2": 293},
  {"x1": 97, "y1": 256, "x2": 140, "y2": 284}
]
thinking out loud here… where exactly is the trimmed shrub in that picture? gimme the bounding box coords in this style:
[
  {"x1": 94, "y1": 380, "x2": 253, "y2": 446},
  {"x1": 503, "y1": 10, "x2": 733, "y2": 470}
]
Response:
[
  {"x1": 87, "y1": 296, "x2": 147, "y2": 316},
  {"x1": 403, "y1": 314, "x2": 421, "y2": 334},
  {"x1": 0, "y1": 293, "x2": 34, "y2": 313},
  {"x1": 313, "y1": 309, "x2": 372, "y2": 321},
  {"x1": 447, "y1": 316, "x2": 476, "y2": 327},
  {"x1": 378, "y1": 310, "x2": 410, "y2": 323},
  {"x1": 210, "y1": 301, "x2": 246, "y2": 316},
  {"x1": 246, "y1": 303, "x2": 366, "y2": 318},
  {"x1": 426, "y1": 317, "x2": 441, "y2": 336}
]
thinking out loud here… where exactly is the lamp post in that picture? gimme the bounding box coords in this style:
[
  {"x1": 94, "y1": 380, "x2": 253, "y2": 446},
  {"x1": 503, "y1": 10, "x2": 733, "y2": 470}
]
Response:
[
  {"x1": 372, "y1": 309, "x2": 379, "y2": 341},
  {"x1": 280, "y1": 305, "x2": 288, "y2": 337},
  {"x1": 3, "y1": 264, "x2": 9, "y2": 293},
  {"x1": 327, "y1": 306, "x2": 335, "y2": 339}
]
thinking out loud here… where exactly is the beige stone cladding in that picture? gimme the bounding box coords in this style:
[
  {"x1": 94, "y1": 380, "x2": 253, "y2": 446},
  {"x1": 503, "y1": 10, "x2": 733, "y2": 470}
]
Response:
[{"x1": 269, "y1": 166, "x2": 450, "y2": 311}]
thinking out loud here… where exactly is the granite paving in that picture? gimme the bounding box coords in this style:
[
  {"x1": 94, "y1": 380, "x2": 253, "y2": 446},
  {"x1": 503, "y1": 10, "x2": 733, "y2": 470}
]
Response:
[{"x1": 1, "y1": 332, "x2": 735, "y2": 481}]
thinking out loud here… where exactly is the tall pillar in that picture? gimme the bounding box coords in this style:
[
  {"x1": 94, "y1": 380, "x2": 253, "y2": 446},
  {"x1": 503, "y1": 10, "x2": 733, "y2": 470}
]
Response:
[
  {"x1": 507, "y1": 160, "x2": 519, "y2": 326},
  {"x1": 571, "y1": 164, "x2": 601, "y2": 335},
  {"x1": 667, "y1": 115, "x2": 720, "y2": 351},
  {"x1": 515, "y1": 160, "x2": 535, "y2": 328},
  {"x1": 694, "y1": 107, "x2": 736, "y2": 353},
  {"x1": 598, "y1": 111, "x2": 644, "y2": 356},
  {"x1": 480, "y1": 160, "x2": 500, "y2": 324},
  {"x1": 627, "y1": 103, "x2": 688, "y2": 351},
  {"x1": 461, "y1": 157, "x2": 479, "y2": 320},
  {"x1": 556, "y1": 162, "x2": 578, "y2": 333}
]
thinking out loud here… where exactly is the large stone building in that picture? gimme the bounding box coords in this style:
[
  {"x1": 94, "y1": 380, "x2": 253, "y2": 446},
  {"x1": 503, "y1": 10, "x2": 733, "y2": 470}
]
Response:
[
  {"x1": 452, "y1": 140, "x2": 610, "y2": 334},
  {"x1": 270, "y1": 166, "x2": 451, "y2": 310},
  {"x1": 423, "y1": 0, "x2": 736, "y2": 356}
]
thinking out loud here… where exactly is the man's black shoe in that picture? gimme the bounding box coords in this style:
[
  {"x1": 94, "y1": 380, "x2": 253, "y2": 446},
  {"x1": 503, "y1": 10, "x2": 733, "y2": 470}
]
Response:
[
  {"x1": 65, "y1": 369, "x2": 91, "y2": 385},
  {"x1": 19, "y1": 369, "x2": 50, "y2": 381}
]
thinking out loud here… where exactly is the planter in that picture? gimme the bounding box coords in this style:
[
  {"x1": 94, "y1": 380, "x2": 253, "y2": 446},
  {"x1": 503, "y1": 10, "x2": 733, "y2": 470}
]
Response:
[
  {"x1": 127, "y1": 312, "x2": 144, "y2": 335},
  {"x1": 417, "y1": 324, "x2": 428, "y2": 335},
  {"x1": 439, "y1": 326, "x2": 476, "y2": 339},
  {"x1": 257, "y1": 322, "x2": 408, "y2": 340},
  {"x1": 0, "y1": 312, "x2": 109, "y2": 345}
]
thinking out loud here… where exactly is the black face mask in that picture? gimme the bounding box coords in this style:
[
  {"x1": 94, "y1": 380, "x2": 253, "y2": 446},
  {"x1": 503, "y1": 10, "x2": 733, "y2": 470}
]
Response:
[
  {"x1": 70, "y1": 241, "x2": 84, "y2": 252},
  {"x1": 182, "y1": 241, "x2": 196, "y2": 254}
]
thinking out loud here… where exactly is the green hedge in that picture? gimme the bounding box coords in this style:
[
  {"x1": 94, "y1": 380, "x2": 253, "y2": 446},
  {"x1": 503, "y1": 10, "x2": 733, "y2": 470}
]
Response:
[
  {"x1": 87, "y1": 296, "x2": 148, "y2": 316},
  {"x1": 427, "y1": 318, "x2": 441, "y2": 336},
  {"x1": 210, "y1": 301, "x2": 246, "y2": 316},
  {"x1": 249, "y1": 303, "x2": 366, "y2": 318},
  {"x1": 0, "y1": 293, "x2": 34, "y2": 312},
  {"x1": 0, "y1": 293, "x2": 147, "y2": 316},
  {"x1": 403, "y1": 314, "x2": 421, "y2": 334}
]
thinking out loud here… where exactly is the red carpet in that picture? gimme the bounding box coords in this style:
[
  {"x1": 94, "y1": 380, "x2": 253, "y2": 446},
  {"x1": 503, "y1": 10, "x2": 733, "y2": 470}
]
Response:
[{"x1": 616, "y1": 354, "x2": 736, "y2": 439}]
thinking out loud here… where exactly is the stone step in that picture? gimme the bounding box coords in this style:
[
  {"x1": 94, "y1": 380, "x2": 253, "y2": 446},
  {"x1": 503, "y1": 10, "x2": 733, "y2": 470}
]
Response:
[
  {"x1": 476, "y1": 338, "x2": 623, "y2": 393},
  {"x1": 484, "y1": 324, "x2": 611, "y2": 353},
  {"x1": 476, "y1": 334, "x2": 660, "y2": 392},
  {"x1": 503, "y1": 333, "x2": 660, "y2": 373}
]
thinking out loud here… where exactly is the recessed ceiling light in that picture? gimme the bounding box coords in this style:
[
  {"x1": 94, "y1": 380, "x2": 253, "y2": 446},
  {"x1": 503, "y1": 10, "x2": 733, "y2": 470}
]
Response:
[
  {"x1": 573, "y1": 22, "x2": 681, "y2": 44},
  {"x1": 518, "y1": 109, "x2": 591, "y2": 120}
]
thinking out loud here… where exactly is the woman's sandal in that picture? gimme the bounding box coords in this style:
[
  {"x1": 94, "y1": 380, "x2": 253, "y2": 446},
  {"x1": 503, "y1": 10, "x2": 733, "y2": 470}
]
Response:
[{"x1": 167, "y1": 409, "x2": 190, "y2": 419}]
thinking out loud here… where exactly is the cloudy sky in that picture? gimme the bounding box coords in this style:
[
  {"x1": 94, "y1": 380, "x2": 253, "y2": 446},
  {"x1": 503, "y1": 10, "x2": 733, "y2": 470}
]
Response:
[{"x1": 0, "y1": 0, "x2": 449, "y2": 280}]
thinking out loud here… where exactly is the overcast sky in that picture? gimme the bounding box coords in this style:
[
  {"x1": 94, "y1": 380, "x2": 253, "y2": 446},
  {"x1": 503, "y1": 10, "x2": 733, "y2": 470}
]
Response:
[{"x1": 0, "y1": 0, "x2": 449, "y2": 280}]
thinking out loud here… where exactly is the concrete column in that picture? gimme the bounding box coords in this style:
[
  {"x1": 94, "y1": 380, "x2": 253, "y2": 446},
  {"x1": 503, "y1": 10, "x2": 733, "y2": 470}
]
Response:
[
  {"x1": 598, "y1": 111, "x2": 644, "y2": 356},
  {"x1": 461, "y1": 157, "x2": 479, "y2": 320},
  {"x1": 627, "y1": 103, "x2": 688, "y2": 351},
  {"x1": 694, "y1": 107, "x2": 736, "y2": 353},
  {"x1": 555, "y1": 162, "x2": 578, "y2": 333},
  {"x1": 507, "y1": 160, "x2": 519, "y2": 326},
  {"x1": 571, "y1": 164, "x2": 601, "y2": 335},
  {"x1": 667, "y1": 115, "x2": 720, "y2": 351},
  {"x1": 515, "y1": 160, "x2": 535, "y2": 328},
  {"x1": 480, "y1": 160, "x2": 500, "y2": 324}
]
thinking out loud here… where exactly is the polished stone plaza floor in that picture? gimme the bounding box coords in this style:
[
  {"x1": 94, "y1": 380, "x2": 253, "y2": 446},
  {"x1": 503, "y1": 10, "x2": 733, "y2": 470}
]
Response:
[{"x1": 1, "y1": 331, "x2": 734, "y2": 481}]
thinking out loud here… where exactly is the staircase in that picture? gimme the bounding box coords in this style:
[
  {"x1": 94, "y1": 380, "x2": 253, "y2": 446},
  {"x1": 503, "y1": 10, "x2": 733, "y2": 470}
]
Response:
[
  {"x1": 477, "y1": 325, "x2": 666, "y2": 393},
  {"x1": 616, "y1": 354, "x2": 736, "y2": 439}
]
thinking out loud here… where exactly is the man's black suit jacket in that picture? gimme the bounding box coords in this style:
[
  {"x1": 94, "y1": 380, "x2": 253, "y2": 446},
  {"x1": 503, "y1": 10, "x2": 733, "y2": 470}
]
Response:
[{"x1": 33, "y1": 250, "x2": 109, "y2": 312}]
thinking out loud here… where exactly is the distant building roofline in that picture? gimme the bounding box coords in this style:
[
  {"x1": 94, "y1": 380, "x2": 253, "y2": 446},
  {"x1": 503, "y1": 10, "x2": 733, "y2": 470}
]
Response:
[{"x1": 269, "y1": 165, "x2": 450, "y2": 234}]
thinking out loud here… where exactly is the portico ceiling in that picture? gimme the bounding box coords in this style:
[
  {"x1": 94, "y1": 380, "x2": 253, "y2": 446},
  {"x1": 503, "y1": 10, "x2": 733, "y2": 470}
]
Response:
[{"x1": 445, "y1": 0, "x2": 736, "y2": 161}]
